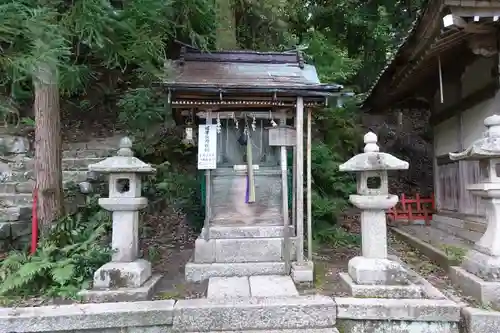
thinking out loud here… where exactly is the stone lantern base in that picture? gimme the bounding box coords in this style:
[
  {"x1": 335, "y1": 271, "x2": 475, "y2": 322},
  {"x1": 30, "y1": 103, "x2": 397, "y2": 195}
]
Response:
[
  {"x1": 339, "y1": 256, "x2": 428, "y2": 298},
  {"x1": 450, "y1": 249, "x2": 500, "y2": 308},
  {"x1": 79, "y1": 259, "x2": 162, "y2": 302}
]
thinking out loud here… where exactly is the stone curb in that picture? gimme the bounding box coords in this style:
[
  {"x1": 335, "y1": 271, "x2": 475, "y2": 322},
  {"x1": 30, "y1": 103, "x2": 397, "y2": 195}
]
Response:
[
  {"x1": 0, "y1": 296, "x2": 336, "y2": 333},
  {"x1": 0, "y1": 300, "x2": 175, "y2": 333},
  {"x1": 461, "y1": 307, "x2": 500, "y2": 333},
  {"x1": 390, "y1": 226, "x2": 458, "y2": 271},
  {"x1": 335, "y1": 297, "x2": 461, "y2": 322},
  {"x1": 173, "y1": 295, "x2": 336, "y2": 332}
]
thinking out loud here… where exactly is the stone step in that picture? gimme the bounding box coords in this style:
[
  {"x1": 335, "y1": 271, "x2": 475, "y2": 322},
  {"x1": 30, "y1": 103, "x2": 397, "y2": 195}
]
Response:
[
  {"x1": 0, "y1": 176, "x2": 101, "y2": 194},
  {"x1": 22, "y1": 157, "x2": 105, "y2": 171},
  {"x1": 207, "y1": 275, "x2": 299, "y2": 299},
  {"x1": 174, "y1": 295, "x2": 336, "y2": 332},
  {"x1": 185, "y1": 260, "x2": 288, "y2": 282},
  {"x1": 4, "y1": 170, "x2": 95, "y2": 183},
  {"x1": 186, "y1": 327, "x2": 339, "y2": 332},
  {"x1": 206, "y1": 225, "x2": 293, "y2": 239},
  {"x1": 0, "y1": 182, "x2": 19, "y2": 194},
  {"x1": 0, "y1": 193, "x2": 32, "y2": 205},
  {"x1": 236, "y1": 327, "x2": 332, "y2": 332},
  {"x1": 194, "y1": 236, "x2": 298, "y2": 264},
  {"x1": 62, "y1": 148, "x2": 116, "y2": 159},
  {"x1": 0, "y1": 205, "x2": 30, "y2": 222}
]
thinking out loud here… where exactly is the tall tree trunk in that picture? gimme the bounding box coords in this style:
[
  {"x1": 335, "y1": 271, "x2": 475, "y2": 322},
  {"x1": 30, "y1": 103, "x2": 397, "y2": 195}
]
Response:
[
  {"x1": 34, "y1": 64, "x2": 64, "y2": 238},
  {"x1": 215, "y1": 0, "x2": 238, "y2": 50}
]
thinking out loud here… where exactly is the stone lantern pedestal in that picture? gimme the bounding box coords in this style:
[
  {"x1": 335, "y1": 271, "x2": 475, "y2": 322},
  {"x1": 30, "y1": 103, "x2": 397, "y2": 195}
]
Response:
[
  {"x1": 79, "y1": 137, "x2": 161, "y2": 302},
  {"x1": 338, "y1": 132, "x2": 423, "y2": 298},
  {"x1": 449, "y1": 115, "x2": 500, "y2": 307}
]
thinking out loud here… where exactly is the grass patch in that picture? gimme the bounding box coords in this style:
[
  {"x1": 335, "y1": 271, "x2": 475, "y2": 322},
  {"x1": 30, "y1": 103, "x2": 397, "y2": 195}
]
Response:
[{"x1": 440, "y1": 244, "x2": 467, "y2": 263}]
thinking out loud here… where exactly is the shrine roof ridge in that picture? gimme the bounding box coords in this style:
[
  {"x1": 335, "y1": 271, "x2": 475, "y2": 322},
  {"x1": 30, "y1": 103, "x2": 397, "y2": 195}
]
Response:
[{"x1": 161, "y1": 48, "x2": 343, "y2": 96}]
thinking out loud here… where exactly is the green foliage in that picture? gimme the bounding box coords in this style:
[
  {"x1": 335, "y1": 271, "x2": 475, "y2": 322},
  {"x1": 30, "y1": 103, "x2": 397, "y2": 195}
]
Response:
[
  {"x1": 309, "y1": 101, "x2": 360, "y2": 241},
  {"x1": 441, "y1": 244, "x2": 467, "y2": 264},
  {"x1": 305, "y1": 30, "x2": 361, "y2": 83},
  {"x1": 143, "y1": 161, "x2": 204, "y2": 231},
  {"x1": 0, "y1": 196, "x2": 111, "y2": 299},
  {"x1": 117, "y1": 87, "x2": 168, "y2": 133},
  {"x1": 118, "y1": 85, "x2": 203, "y2": 230},
  {"x1": 314, "y1": 224, "x2": 360, "y2": 248}
]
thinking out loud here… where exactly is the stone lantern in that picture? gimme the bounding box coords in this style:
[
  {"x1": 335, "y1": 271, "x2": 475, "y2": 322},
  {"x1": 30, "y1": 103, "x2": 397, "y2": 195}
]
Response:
[
  {"x1": 338, "y1": 132, "x2": 413, "y2": 296},
  {"x1": 449, "y1": 115, "x2": 500, "y2": 306},
  {"x1": 80, "y1": 137, "x2": 159, "y2": 301}
]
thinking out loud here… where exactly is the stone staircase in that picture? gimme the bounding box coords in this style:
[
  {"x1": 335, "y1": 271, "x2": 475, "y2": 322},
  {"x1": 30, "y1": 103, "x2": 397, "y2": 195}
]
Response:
[
  {"x1": 186, "y1": 224, "x2": 298, "y2": 282},
  {"x1": 0, "y1": 136, "x2": 122, "y2": 248}
]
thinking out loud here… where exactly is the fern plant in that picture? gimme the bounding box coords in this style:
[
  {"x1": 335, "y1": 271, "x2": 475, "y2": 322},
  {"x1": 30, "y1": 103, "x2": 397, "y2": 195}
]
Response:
[{"x1": 0, "y1": 195, "x2": 111, "y2": 298}]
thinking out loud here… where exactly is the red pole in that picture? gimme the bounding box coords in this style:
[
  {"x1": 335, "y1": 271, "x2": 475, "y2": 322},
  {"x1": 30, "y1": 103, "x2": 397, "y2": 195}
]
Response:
[{"x1": 30, "y1": 186, "x2": 38, "y2": 255}]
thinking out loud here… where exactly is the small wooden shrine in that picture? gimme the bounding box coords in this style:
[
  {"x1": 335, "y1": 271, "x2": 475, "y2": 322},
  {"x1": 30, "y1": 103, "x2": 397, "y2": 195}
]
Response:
[{"x1": 163, "y1": 47, "x2": 344, "y2": 282}]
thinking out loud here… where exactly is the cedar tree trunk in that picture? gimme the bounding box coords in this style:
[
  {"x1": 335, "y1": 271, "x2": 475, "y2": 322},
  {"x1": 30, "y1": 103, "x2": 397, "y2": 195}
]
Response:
[{"x1": 33, "y1": 65, "x2": 64, "y2": 237}]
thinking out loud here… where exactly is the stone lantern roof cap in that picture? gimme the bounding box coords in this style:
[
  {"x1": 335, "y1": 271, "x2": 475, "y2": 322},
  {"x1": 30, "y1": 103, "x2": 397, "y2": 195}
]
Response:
[
  {"x1": 450, "y1": 115, "x2": 500, "y2": 161},
  {"x1": 339, "y1": 132, "x2": 409, "y2": 172},
  {"x1": 88, "y1": 137, "x2": 156, "y2": 173}
]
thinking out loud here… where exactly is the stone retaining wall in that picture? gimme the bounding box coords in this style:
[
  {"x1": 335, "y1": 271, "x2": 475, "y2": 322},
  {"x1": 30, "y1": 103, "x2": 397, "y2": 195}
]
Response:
[
  {"x1": 2, "y1": 296, "x2": 498, "y2": 333},
  {"x1": 0, "y1": 296, "x2": 337, "y2": 333}
]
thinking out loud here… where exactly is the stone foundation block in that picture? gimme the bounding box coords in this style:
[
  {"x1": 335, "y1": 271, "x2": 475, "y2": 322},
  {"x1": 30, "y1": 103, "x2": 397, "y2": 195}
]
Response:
[
  {"x1": 93, "y1": 259, "x2": 152, "y2": 289},
  {"x1": 214, "y1": 237, "x2": 296, "y2": 263},
  {"x1": 249, "y1": 275, "x2": 299, "y2": 297},
  {"x1": 194, "y1": 237, "x2": 216, "y2": 263},
  {"x1": 449, "y1": 266, "x2": 500, "y2": 307},
  {"x1": 339, "y1": 319, "x2": 459, "y2": 333},
  {"x1": 348, "y1": 256, "x2": 410, "y2": 285},
  {"x1": 462, "y1": 249, "x2": 500, "y2": 282},
  {"x1": 0, "y1": 299, "x2": 175, "y2": 332},
  {"x1": 207, "y1": 276, "x2": 251, "y2": 298},
  {"x1": 193, "y1": 327, "x2": 339, "y2": 333},
  {"x1": 192, "y1": 235, "x2": 297, "y2": 264},
  {"x1": 461, "y1": 307, "x2": 500, "y2": 333},
  {"x1": 339, "y1": 273, "x2": 424, "y2": 299},
  {"x1": 185, "y1": 261, "x2": 286, "y2": 282},
  {"x1": 79, "y1": 274, "x2": 162, "y2": 303},
  {"x1": 291, "y1": 260, "x2": 314, "y2": 283},
  {"x1": 335, "y1": 297, "x2": 460, "y2": 322},
  {"x1": 173, "y1": 295, "x2": 336, "y2": 332},
  {"x1": 206, "y1": 225, "x2": 293, "y2": 239}
]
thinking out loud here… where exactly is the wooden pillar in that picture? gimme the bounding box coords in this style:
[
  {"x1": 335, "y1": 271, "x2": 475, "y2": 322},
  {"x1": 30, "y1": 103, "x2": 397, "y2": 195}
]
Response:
[
  {"x1": 280, "y1": 111, "x2": 290, "y2": 272},
  {"x1": 306, "y1": 108, "x2": 312, "y2": 262},
  {"x1": 204, "y1": 111, "x2": 212, "y2": 240},
  {"x1": 296, "y1": 97, "x2": 304, "y2": 264}
]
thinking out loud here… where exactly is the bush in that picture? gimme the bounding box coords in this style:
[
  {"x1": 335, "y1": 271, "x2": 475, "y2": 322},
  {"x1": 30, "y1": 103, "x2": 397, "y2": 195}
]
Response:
[
  {"x1": 142, "y1": 161, "x2": 204, "y2": 231},
  {"x1": 308, "y1": 101, "x2": 362, "y2": 247}
]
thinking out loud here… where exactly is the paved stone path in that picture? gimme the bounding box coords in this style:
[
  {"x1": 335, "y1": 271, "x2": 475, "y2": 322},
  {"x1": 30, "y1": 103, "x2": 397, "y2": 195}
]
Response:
[{"x1": 207, "y1": 275, "x2": 299, "y2": 298}]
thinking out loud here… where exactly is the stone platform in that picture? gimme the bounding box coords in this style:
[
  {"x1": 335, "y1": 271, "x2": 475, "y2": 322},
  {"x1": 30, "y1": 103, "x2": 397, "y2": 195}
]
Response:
[{"x1": 186, "y1": 225, "x2": 302, "y2": 282}]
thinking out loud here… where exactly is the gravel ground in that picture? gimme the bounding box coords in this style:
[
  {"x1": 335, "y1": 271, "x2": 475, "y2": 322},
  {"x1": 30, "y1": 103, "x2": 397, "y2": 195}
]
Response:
[
  {"x1": 388, "y1": 232, "x2": 480, "y2": 307},
  {"x1": 308, "y1": 219, "x2": 482, "y2": 307}
]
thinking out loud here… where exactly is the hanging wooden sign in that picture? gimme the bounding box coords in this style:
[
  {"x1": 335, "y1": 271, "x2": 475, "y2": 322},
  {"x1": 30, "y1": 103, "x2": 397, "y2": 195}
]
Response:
[
  {"x1": 268, "y1": 125, "x2": 296, "y2": 147},
  {"x1": 197, "y1": 124, "x2": 217, "y2": 169}
]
